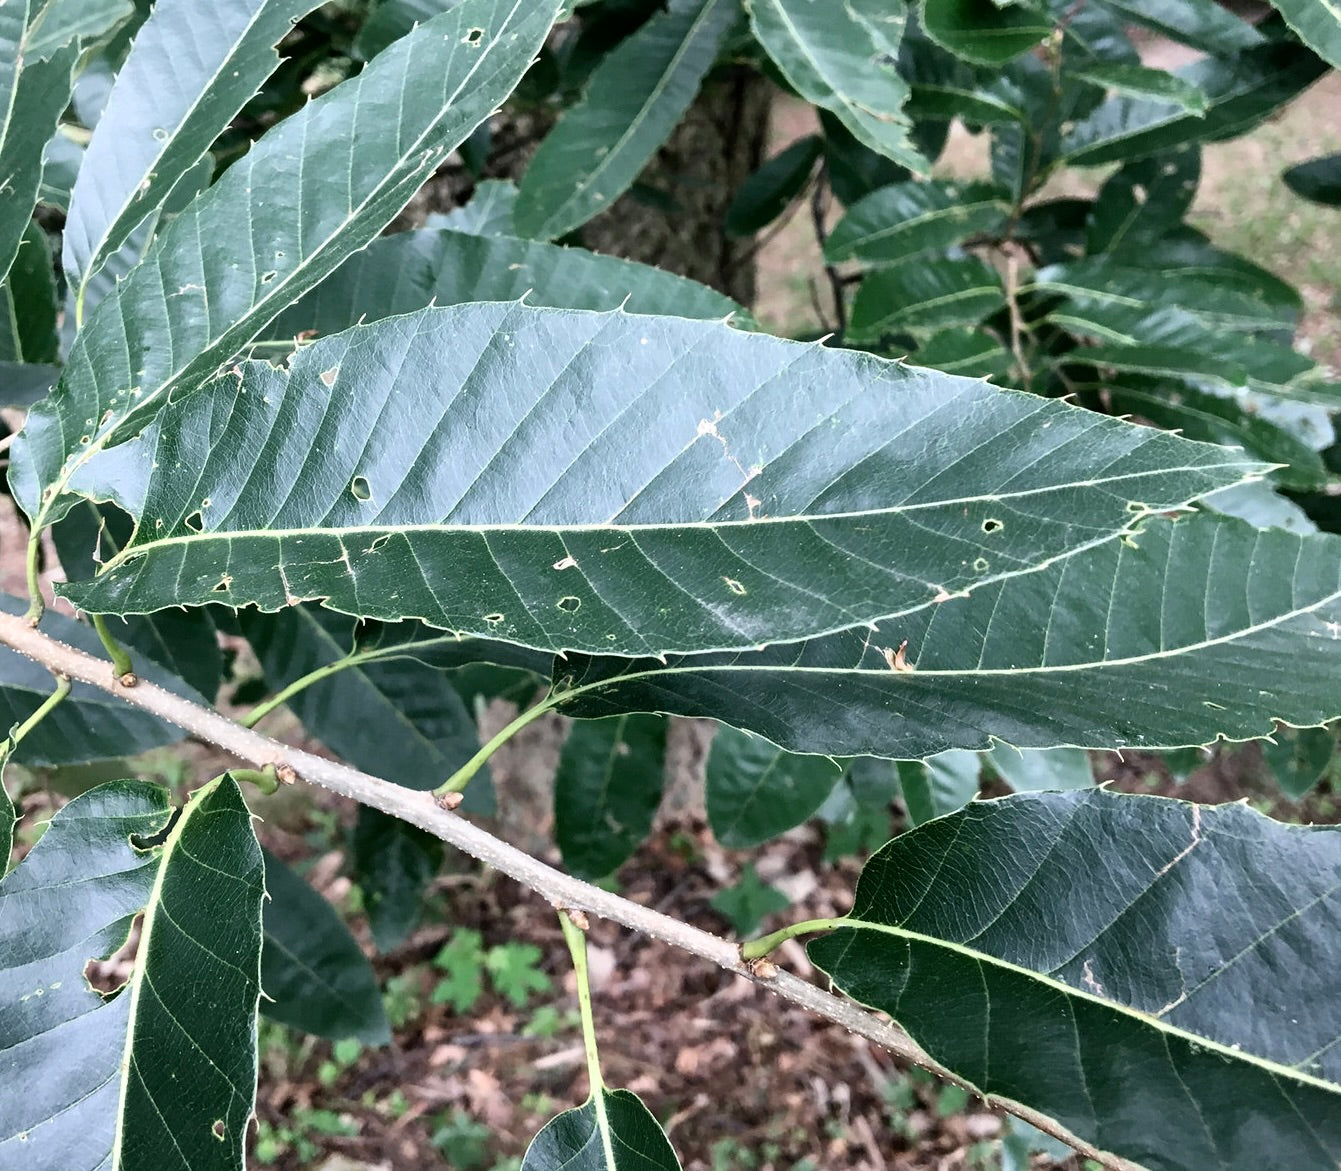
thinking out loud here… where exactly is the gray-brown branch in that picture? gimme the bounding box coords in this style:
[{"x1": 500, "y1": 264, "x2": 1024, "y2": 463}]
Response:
[{"x1": 0, "y1": 610, "x2": 1140, "y2": 1171}]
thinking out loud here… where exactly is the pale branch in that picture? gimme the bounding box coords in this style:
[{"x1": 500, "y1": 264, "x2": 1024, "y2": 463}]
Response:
[{"x1": 0, "y1": 610, "x2": 1140, "y2": 1171}]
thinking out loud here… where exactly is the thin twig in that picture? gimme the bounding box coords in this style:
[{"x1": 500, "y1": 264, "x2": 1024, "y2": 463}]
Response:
[{"x1": 0, "y1": 610, "x2": 1140, "y2": 1171}]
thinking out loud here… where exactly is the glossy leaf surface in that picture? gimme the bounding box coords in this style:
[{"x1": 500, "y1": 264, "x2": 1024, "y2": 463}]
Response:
[
  {"x1": 824, "y1": 180, "x2": 1009, "y2": 266},
  {"x1": 0, "y1": 775, "x2": 263, "y2": 1170},
  {"x1": 706, "y1": 726, "x2": 841, "y2": 846},
  {"x1": 63, "y1": 304, "x2": 1255, "y2": 656},
  {"x1": 809, "y1": 790, "x2": 1341, "y2": 1171},
  {"x1": 522, "y1": 1089, "x2": 681, "y2": 1170}
]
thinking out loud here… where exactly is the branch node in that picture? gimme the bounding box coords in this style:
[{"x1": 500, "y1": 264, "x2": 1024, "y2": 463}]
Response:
[
  {"x1": 564, "y1": 907, "x2": 591, "y2": 931},
  {"x1": 747, "y1": 956, "x2": 779, "y2": 980},
  {"x1": 274, "y1": 763, "x2": 298, "y2": 786},
  {"x1": 117, "y1": 671, "x2": 139, "y2": 688},
  {"x1": 435, "y1": 789, "x2": 464, "y2": 811}
]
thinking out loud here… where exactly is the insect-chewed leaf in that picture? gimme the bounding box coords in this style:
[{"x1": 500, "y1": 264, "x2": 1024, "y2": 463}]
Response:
[
  {"x1": 0, "y1": 775, "x2": 264, "y2": 1170},
  {"x1": 61, "y1": 302, "x2": 1255, "y2": 656},
  {"x1": 808, "y1": 789, "x2": 1341, "y2": 1171},
  {"x1": 555, "y1": 511, "x2": 1341, "y2": 757},
  {"x1": 9, "y1": 0, "x2": 562, "y2": 527}
]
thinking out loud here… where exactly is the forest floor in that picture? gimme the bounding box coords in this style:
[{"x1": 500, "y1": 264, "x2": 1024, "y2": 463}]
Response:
[{"x1": 7, "y1": 36, "x2": 1341, "y2": 1171}]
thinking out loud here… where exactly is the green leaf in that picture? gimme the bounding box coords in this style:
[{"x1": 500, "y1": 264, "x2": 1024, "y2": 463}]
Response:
[
  {"x1": 21, "y1": 0, "x2": 132, "y2": 61},
  {"x1": 264, "y1": 228, "x2": 743, "y2": 342},
  {"x1": 1283, "y1": 152, "x2": 1341, "y2": 207},
  {"x1": 849, "y1": 256, "x2": 1005, "y2": 340},
  {"x1": 351, "y1": 807, "x2": 444, "y2": 952},
  {"x1": 52, "y1": 499, "x2": 225, "y2": 701},
  {"x1": 984, "y1": 745, "x2": 1093, "y2": 791},
  {"x1": 0, "y1": 775, "x2": 264, "y2": 1169},
  {"x1": 709, "y1": 862, "x2": 789, "y2": 936},
  {"x1": 555, "y1": 512, "x2": 1341, "y2": 757},
  {"x1": 486, "y1": 941, "x2": 551, "y2": 1008},
  {"x1": 514, "y1": 0, "x2": 737, "y2": 240},
  {"x1": 1068, "y1": 63, "x2": 1209, "y2": 115},
  {"x1": 0, "y1": 595, "x2": 191, "y2": 765},
  {"x1": 62, "y1": 303, "x2": 1258, "y2": 655},
  {"x1": 37, "y1": 128, "x2": 83, "y2": 211},
  {"x1": 824, "y1": 180, "x2": 1009, "y2": 265},
  {"x1": 1085, "y1": 146, "x2": 1201, "y2": 253},
  {"x1": 750, "y1": 0, "x2": 926, "y2": 171},
  {"x1": 1093, "y1": 0, "x2": 1263, "y2": 55},
  {"x1": 556, "y1": 714, "x2": 668, "y2": 879},
  {"x1": 1261, "y1": 725, "x2": 1335, "y2": 799},
  {"x1": 240, "y1": 606, "x2": 487, "y2": 801},
  {"x1": 808, "y1": 790, "x2": 1341, "y2": 1171},
  {"x1": 1200, "y1": 479, "x2": 1318, "y2": 535},
  {"x1": 260, "y1": 847, "x2": 391, "y2": 1044},
  {"x1": 1061, "y1": 42, "x2": 1327, "y2": 167},
  {"x1": 0, "y1": 361, "x2": 59, "y2": 407},
  {"x1": 10, "y1": 0, "x2": 561, "y2": 526},
  {"x1": 427, "y1": 178, "x2": 520, "y2": 236},
  {"x1": 896, "y1": 750, "x2": 979, "y2": 825},
  {"x1": 0, "y1": 221, "x2": 59, "y2": 364},
  {"x1": 1103, "y1": 380, "x2": 1327, "y2": 492},
  {"x1": 902, "y1": 34, "x2": 1030, "y2": 125},
  {"x1": 919, "y1": 0, "x2": 1052, "y2": 67},
  {"x1": 355, "y1": 0, "x2": 457, "y2": 58},
  {"x1": 522, "y1": 1088, "x2": 681, "y2": 1170},
  {"x1": 432, "y1": 928, "x2": 486, "y2": 1013},
  {"x1": 1269, "y1": 0, "x2": 1341, "y2": 69},
  {"x1": 62, "y1": 0, "x2": 321, "y2": 310},
  {"x1": 706, "y1": 726, "x2": 842, "y2": 847},
  {"x1": 724, "y1": 134, "x2": 822, "y2": 238},
  {"x1": 0, "y1": 30, "x2": 78, "y2": 284},
  {"x1": 911, "y1": 327, "x2": 1012, "y2": 379}
]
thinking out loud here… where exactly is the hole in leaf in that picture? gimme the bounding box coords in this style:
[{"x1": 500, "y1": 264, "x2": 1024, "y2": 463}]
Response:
[
  {"x1": 260, "y1": 271, "x2": 277, "y2": 284},
  {"x1": 78, "y1": 435, "x2": 90, "y2": 445},
  {"x1": 464, "y1": 26, "x2": 483, "y2": 44},
  {"x1": 211, "y1": 576, "x2": 231, "y2": 593},
  {"x1": 483, "y1": 613, "x2": 505, "y2": 625},
  {"x1": 1126, "y1": 501, "x2": 1147, "y2": 514},
  {"x1": 185, "y1": 511, "x2": 203, "y2": 533},
  {"x1": 368, "y1": 534, "x2": 390, "y2": 552},
  {"x1": 723, "y1": 577, "x2": 747, "y2": 596},
  {"x1": 84, "y1": 911, "x2": 144, "y2": 998},
  {"x1": 557, "y1": 596, "x2": 580, "y2": 612},
  {"x1": 973, "y1": 557, "x2": 990, "y2": 573},
  {"x1": 211, "y1": 1121, "x2": 226, "y2": 1141},
  {"x1": 350, "y1": 475, "x2": 372, "y2": 501},
  {"x1": 981, "y1": 518, "x2": 1003, "y2": 534}
]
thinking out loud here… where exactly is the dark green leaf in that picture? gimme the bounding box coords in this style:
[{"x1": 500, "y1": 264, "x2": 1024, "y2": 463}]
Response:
[
  {"x1": 1086, "y1": 146, "x2": 1201, "y2": 253},
  {"x1": 0, "y1": 361, "x2": 59, "y2": 407},
  {"x1": 911, "y1": 327, "x2": 1012, "y2": 378},
  {"x1": 1261, "y1": 725, "x2": 1335, "y2": 799},
  {"x1": 264, "y1": 228, "x2": 742, "y2": 342},
  {"x1": 62, "y1": 0, "x2": 321, "y2": 309},
  {"x1": 0, "y1": 775, "x2": 263, "y2": 1169},
  {"x1": 1283, "y1": 153, "x2": 1341, "y2": 207},
  {"x1": 751, "y1": 0, "x2": 925, "y2": 170},
  {"x1": 11, "y1": 0, "x2": 561, "y2": 526},
  {"x1": 426, "y1": 178, "x2": 520, "y2": 236},
  {"x1": 0, "y1": 595, "x2": 190, "y2": 765},
  {"x1": 897, "y1": 750, "x2": 979, "y2": 825},
  {"x1": 0, "y1": 221, "x2": 59, "y2": 364},
  {"x1": 21, "y1": 0, "x2": 132, "y2": 61},
  {"x1": 706, "y1": 726, "x2": 842, "y2": 847},
  {"x1": 514, "y1": 0, "x2": 737, "y2": 240},
  {"x1": 555, "y1": 714, "x2": 668, "y2": 879},
  {"x1": 350, "y1": 807, "x2": 445, "y2": 952},
  {"x1": 902, "y1": 34, "x2": 1030, "y2": 125},
  {"x1": 1269, "y1": 0, "x2": 1341, "y2": 69},
  {"x1": 556, "y1": 512, "x2": 1341, "y2": 757},
  {"x1": 522, "y1": 1088, "x2": 681, "y2": 1170},
  {"x1": 52, "y1": 499, "x2": 225, "y2": 701},
  {"x1": 37, "y1": 128, "x2": 83, "y2": 211},
  {"x1": 920, "y1": 0, "x2": 1052, "y2": 67},
  {"x1": 849, "y1": 256, "x2": 1005, "y2": 340},
  {"x1": 1068, "y1": 63, "x2": 1208, "y2": 115},
  {"x1": 709, "y1": 862, "x2": 789, "y2": 936},
  {"x1": 62, "y1": 303, "x2": 1257, "y2": 655},
  {"x1": 240, "y1": 606, "x2": 485, "y2": 792},
  {"x1": 824, "y1": 180, "x2": 1009, "y2": 265},
  {"x1": 1061, "y1": 42, "x2": 1327, "y2": 167},
  {"x1": 260, "y1": 847, "x2": 390, "y2": 1044},
  {"x1": 809, "y1": 790, "x2": 1341, "y2": 1171},
  {"x1": 724, "y1": 135, "x2": 822, "y2": 237},
  {"x1": 820, "y1": 109, "x2": 914, "y2": 206},
  {"x1": 354, "y1": 0, "x2": 456, "y2": 58},
  {"x1": 1093, "y1": 0, "x2": 1262, "y2": 55},
  {"x1": 984, "y1": 745, "x2": 1093, "y2": 790}
]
